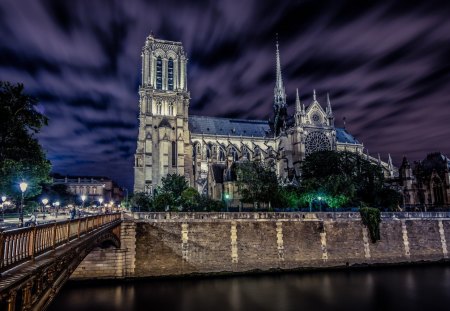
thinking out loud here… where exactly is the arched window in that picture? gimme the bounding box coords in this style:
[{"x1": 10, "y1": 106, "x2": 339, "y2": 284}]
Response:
[
  {"x1": 169, "y1": 103, "x2": 174, "y2": 116},
  {"x1": 168, "y1": 58, "x2": 174, "y2": 91},
  {"x1": 230, "y1": 148, "x2": 238, "y2": 162},
  {"x1": 172, "y1": 141, "x2": 177, "y2": 167},
  {"x1": 156, "y1": 56, "x2": 162, "y2": 90},
  {"x1": 146, "y1": 97, "x2": 151, "y2": 114},
  {"x1": 219, "y1": 148, "x2": 225, "y2": 161},
  {"x1": 156, "y1": 102, "x2": 162, "y2": 115}
]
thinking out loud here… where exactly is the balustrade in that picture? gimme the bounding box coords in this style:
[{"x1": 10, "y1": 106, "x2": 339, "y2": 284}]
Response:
[{"x1": 0, "y1": 213, "x2": 121, "y2": 273}]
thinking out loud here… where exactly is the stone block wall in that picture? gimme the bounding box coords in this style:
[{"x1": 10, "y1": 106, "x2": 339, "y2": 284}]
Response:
[
  {"x1": 71, "y1": 213, "x2": 450, "y2": 279},
  {"x1": 70, "y1": 220, "x2": 136, "y2": 279}
]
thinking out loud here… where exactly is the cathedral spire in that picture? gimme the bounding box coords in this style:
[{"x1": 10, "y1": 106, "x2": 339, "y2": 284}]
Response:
[
  {"x1": 274, "y1": 35, "x2": 286, "y2": 108},
  {"x1": 313, "y1": 89, "x2": 317, "y2": 101},
  {"x1": 326, "y1": 93, "x2": 333, "y2": 116},
  {"x1": 295, "y1": 88, "x2": 301, "y2": 114},
  {"x1": 378, "y1": 153, "x2": 381, "y2": 166}
]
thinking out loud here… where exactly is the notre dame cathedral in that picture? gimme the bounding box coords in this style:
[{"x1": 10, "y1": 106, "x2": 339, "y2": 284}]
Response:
[{"x1": 135, "y1": 34, "x2": 450, "y2": 206}]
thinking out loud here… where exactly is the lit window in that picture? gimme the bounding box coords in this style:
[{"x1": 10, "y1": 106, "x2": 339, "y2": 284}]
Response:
[
  {"x1": 168, "y1": 58, "x2": 174, "y2": 91},
  {"x1": 156, "y1": 56, "x2": 162, "y2": 90}
]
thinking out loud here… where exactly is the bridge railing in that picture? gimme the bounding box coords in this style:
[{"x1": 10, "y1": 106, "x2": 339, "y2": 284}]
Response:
[{"x1": 0, "y1": 213, "x2": 121, "y2": 273}]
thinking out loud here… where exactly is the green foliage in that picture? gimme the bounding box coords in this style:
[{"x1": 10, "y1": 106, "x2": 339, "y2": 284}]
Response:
[
  {"x1": 0, "y1": 81, "x2": 51, "y2": 201},
  {"x1": 301, "y1": 151, "x2": 394, "y2": 208},
  {"x1": 195, "y1": 195, "x2": 224, "y2": 212},
  {"x1": 160, "y1": 173, "x2": 188, "y2": 205},
  {"x1": 0, "y1": 159, "x2": 51, "y2": 200},
  {"x1": 235, "y1": 161, "x2": 279, "y2": 206},
  {"x1": 153, "y1": 192, "x2": 175, "y2": 211},
  {"x1": 130, "y1": 192, "x2": 153, "y2": 211},
  {"x1": 181, "y1": 187, "x2": 200, "y2": 211},
  {"x1": 360, "y1": 207, "x2": 381, "y2": 243}
]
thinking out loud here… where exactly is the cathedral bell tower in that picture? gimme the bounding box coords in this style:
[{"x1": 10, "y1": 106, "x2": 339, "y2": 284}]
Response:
[{"x1": 134, "y1": 34, "x2": 192, "y2": 194}]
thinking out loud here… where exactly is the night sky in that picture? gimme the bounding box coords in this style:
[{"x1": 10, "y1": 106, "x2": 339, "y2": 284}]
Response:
[{"x1": 1, "y1": 0, "x2": 449, "y2": 190}]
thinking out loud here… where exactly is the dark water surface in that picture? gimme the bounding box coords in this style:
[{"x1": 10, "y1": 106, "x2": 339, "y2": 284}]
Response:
[{"x1": 49, "y1": 265, "x2": 450, "y2": 311}]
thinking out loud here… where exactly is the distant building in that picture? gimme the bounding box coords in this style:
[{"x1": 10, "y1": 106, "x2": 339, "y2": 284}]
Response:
[
  {"x1": 399, "y1": 153, "x2": 450, "y2": 208},
  {"x1": 52, "y1": 174, "x2": 124, "y2": 202},
  {"x1": 133, "y1": 35, "x2": 394, "y2": 204}
]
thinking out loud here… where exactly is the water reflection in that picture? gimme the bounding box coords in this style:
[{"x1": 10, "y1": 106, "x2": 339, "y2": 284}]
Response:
[{"x1": 49, "y1": 265, "x2": 450, "y2": 311}]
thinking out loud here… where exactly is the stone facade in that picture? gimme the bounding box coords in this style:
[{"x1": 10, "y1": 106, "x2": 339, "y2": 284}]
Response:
[
  {"x1": 72, "y1": 213, "x2": 450, "y2": 279},
  {"x1": 399, "y1": 153, "x2": 450, "y2": 207},
  {"x1": 133, "y1": 35, "x2": 395, "y2": 200}
]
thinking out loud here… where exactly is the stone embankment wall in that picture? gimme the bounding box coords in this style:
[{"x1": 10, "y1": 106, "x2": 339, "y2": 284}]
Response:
[
  {"x1": 70, "y1": 220, "x2": 136, "y2": 279},
  {"x1": 72, "y1": 212, "x2": 450, "y2": 279}
]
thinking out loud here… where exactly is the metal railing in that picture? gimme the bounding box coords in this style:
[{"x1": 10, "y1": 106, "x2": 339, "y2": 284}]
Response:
[{"x1": 0, "y1": 213, "x2": 121, "y2": 273}]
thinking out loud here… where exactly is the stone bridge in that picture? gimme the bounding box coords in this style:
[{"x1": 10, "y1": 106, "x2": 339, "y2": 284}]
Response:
[{"x1": 0, "y1": 213, "x2": 122, "y2": 311}]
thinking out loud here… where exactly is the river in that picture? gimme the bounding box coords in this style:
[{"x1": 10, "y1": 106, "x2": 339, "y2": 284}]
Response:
[{"x1": 49, "y1": 264, "x2": 450, "y2": 311}]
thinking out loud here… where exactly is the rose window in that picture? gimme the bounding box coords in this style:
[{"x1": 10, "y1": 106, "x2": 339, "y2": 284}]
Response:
[{"x1": 305, "y1": 131, "x2": 331, "y2": 156}]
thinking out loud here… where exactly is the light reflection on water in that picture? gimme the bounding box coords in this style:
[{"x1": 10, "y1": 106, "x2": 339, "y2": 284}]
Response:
[{"x1": 49, "y1": 265, "x2": 450, "y2": 311}]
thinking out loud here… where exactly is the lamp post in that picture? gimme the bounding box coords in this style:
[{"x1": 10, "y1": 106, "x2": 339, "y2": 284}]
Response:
[
  {"x1": 19, "y1": 182, "x2": 28, "y2": 227},
  {"x1": 224, "y1": 193, "x2": 230, "y2": 212},
  {"x1": 1, "y1": 196, "x2": 6, "y2": 222},
  {"x1": 318, "y1": 196, "x2": 322, "y2": 212},
  {"x1": 81, "y1": 194, "x2": 86, "y2": 209},
  {"x1": 42, "y1": 198, "x2": 48, "y2": 219}
]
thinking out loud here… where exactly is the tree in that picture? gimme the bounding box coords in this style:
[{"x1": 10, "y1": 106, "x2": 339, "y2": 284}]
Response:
[
  {"x1": 0, "y1": 82, "x2": 51, "y2": 201},
  {"x1": 160, "y1": 174, "x2": 188, "y2": 201},
  {"x1": 300, "y1": 151, "x2": 393, "y2": 208},
  {"x1": 235, "y1": 161, "x2": 279, "y2": 208},
  {"x1": 130, "y1": 192, "x2": 152, "y2": 211},
  {"x1": 153, "y1": 192, "x2": 175, "y2": 211},
  {"x1": 181, "y1": 187, "x2": 200, "y2": 211}
]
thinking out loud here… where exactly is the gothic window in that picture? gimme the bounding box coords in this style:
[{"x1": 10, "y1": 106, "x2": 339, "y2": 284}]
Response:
[
  {"x1": 156, "y1": 56, "x2": 162, "y2": 90},
  {"x1": 305, "y1": 131, "x2": 331, "y2": 156},
  {"x1": 156, "y1": 101, "x2": 162, "y2": 115},
  {"x1": 172, "y1": 141, "x2": 177, "y2": 167},
  {"x1": 230, "y1": 147, "x2": 238, "y2": 162},
  {"x1": 168, "y1": 58, "x2": 174, "y2": 91},
  {"x1": 206, "y1": 144, "x2": 212, "y2": 159},
  {"x1": 219, "y1": 148, "x2": 225, "y2": 161},
  {"x1": 169, "y1": 102, "x2": 174, "y2": 116},
  {"x1": 243, "y1": 147, "x2": 250, "y2": 160}
]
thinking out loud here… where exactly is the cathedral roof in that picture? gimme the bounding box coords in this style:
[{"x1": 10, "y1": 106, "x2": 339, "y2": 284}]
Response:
[
  {"x1": 189, "y1": 115, "x2": 270, "y2": 138},
  {"x1": 335, "y1": 128, "x2": 360, "y2": 144},
  {"x1": 189, "y1": 115, "x2": 360, "y2": 144}
]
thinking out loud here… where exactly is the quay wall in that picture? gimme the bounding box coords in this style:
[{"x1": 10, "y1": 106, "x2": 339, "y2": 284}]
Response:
[{"x1": 71, "y1": 212, "x2": 450, "y2": 279}]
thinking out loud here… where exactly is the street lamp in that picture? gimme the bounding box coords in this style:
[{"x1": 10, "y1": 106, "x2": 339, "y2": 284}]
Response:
[
  {"x1": 81, "y1": 195, "x2": 86, "y2": 209},
  {"x1": 1, "y1": 196, "x2": 6, "y2": 222},
  {"x1": 318, "y1": 196, "x2": 322, "y2": 212},
  {"x1": 224, "y1": 193, "x2": 230, "y2": 212},
  {"x1": 19, "y1": 182, "x2": 28, "y2": 227},
  {"x1": 42, "y1": 198, "x2": 49, "y2": 219}
]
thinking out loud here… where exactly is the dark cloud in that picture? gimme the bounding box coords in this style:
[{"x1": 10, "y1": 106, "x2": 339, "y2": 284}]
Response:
[{"x1": 1, "y1": 0, "x2": 449, "y2": 190}]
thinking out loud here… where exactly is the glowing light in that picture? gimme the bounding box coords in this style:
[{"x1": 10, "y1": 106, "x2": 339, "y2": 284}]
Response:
[
  {"x1": 42, "y1": 198, "x2": 49, "y2": 205},
  {"x1": 19, "y1": 182, "x2": 28, "y2": 193}
]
